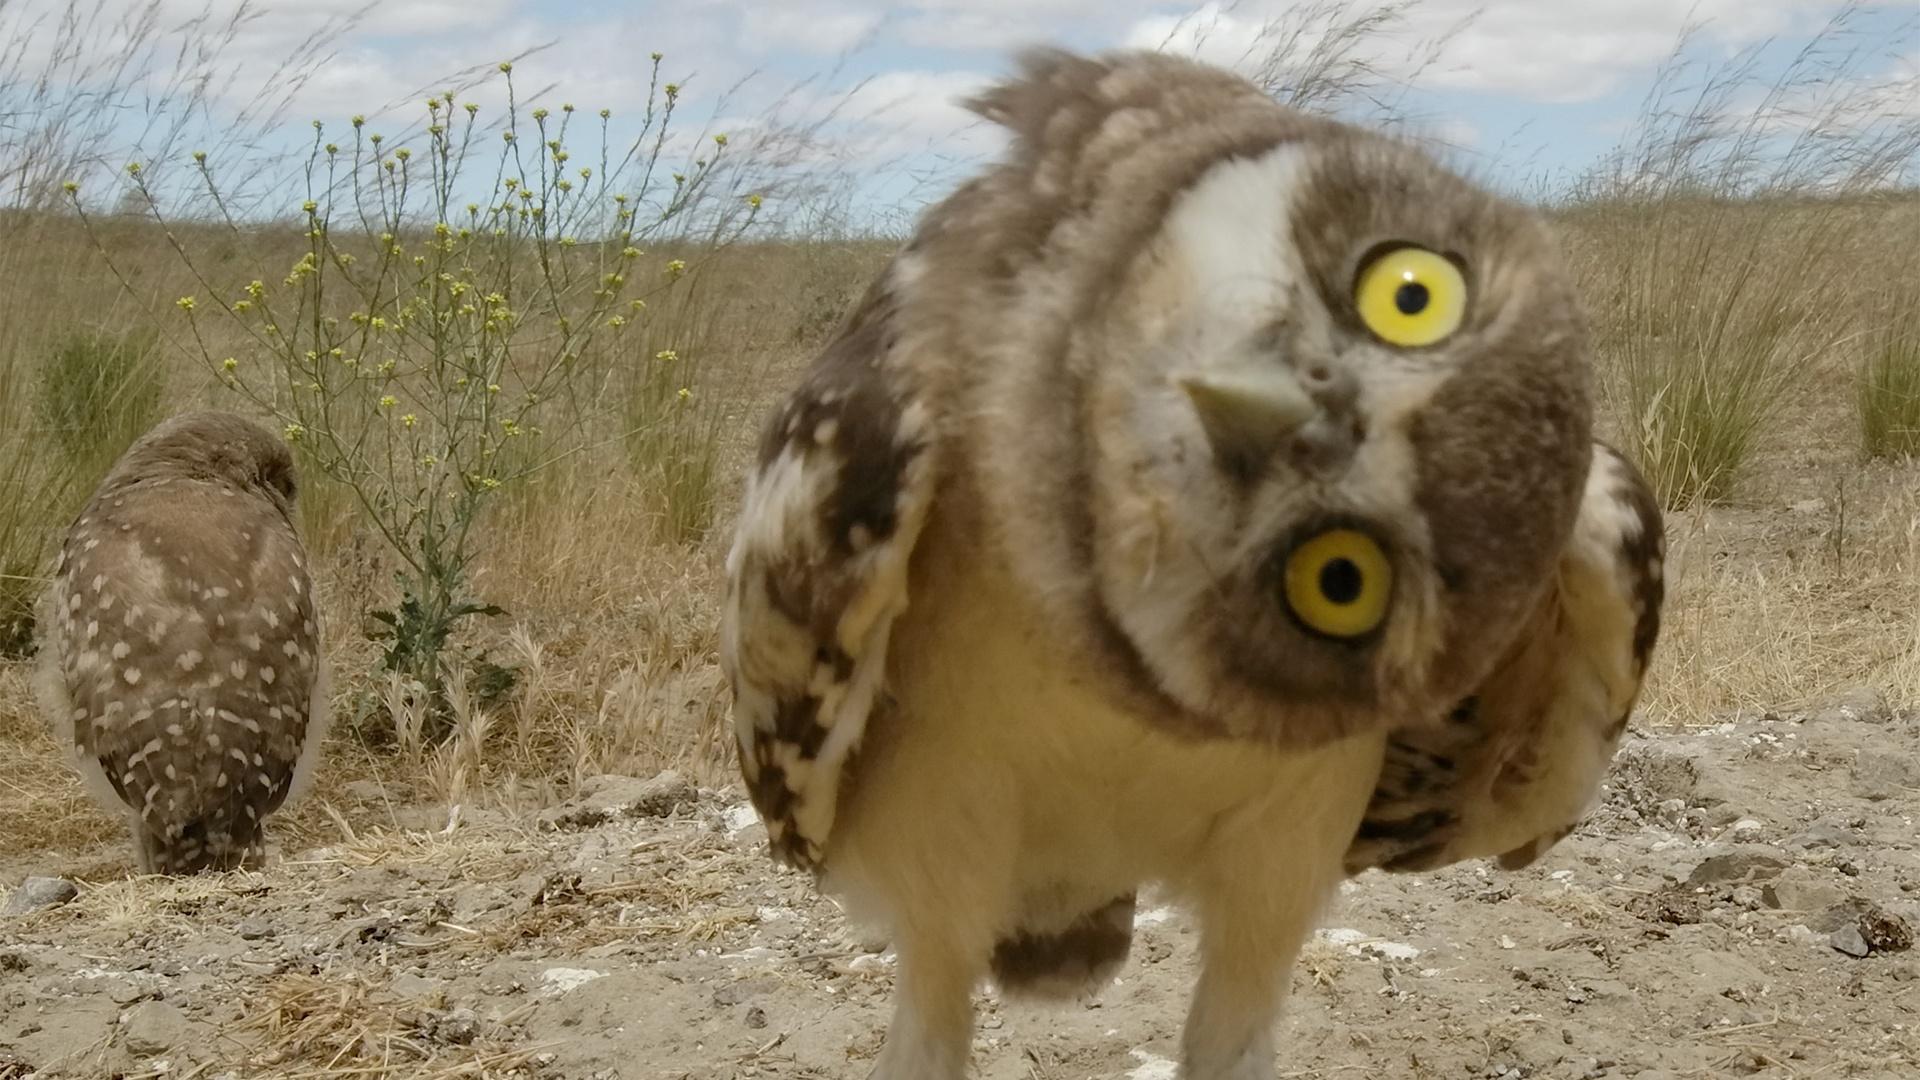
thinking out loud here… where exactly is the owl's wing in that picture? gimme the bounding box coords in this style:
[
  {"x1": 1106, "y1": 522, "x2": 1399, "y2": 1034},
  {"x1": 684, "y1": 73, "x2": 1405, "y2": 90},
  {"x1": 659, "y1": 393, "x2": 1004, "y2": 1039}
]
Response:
[
  {"x1": 720, "y1": 274, "x2": 937, "y2": 873},
  {"x1": 1347, "y1": 442, "x2": 1665, "y2": 875}
]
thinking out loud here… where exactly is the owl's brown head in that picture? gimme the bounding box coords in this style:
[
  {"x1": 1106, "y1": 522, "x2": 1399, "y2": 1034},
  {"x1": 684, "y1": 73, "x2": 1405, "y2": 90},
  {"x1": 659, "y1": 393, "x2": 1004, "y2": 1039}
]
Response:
[
  {"x1": 954, "y1": 49, "x2": 1593, "y2": 745},
  {"x1": 101, "y1": 410, "x2": 299, "y2": 510}
]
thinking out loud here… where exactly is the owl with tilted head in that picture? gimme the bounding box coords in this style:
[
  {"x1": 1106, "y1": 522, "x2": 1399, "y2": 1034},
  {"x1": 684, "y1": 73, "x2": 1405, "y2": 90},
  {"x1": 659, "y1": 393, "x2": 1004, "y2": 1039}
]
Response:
[
  {"x1": 35, "y1": 410, "x2": 330, "y2": 875},
  {"x1": 721, "y1": 47, "x2": 1664, "y2": 1079}
]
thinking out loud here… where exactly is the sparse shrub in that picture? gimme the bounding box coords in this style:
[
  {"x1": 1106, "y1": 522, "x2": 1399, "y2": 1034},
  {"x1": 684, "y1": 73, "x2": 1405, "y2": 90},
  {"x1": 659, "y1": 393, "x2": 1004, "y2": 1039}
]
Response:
[
  {"x1": 0, "y1": 466, "x2": 64, "y2": 658},
  {"x1": 1859, "y1": 314, "x2": 1920, "y2": 460},
  {"x1": 621, "y1": 277, "x2": 746, "y2": 544},
  {"x1": 75, "y1": 60, "x2": 760, "y2": 744},
  {"x1": 1588, "y1": 211, "x2": 1818, "y2": 507},
  {"x1": 0, "y1": 329, "x2": 162, "y2": 657},
  {"x1": 34, "y1": 328, "x2": 167, "y2": 480},
  {"x1": 1569, "y1": 8, "x2": 1920, "y2": 507}
]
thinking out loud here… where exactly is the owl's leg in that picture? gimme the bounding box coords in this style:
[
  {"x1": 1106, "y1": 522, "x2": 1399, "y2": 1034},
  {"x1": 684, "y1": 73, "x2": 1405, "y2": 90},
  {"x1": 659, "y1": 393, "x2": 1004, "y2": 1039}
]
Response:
[
  {"x1": 1177, "y1": 747, "x2": 1379, "y2": 1080},
  {"x1": 134, "y1": 812, "x2": 263, "y2": 875},
  {"x1": 1177, "y1": 887, "x2": 1323, "y2": 1080},
  {"x1": 867, "y1": 928, "x2": 984, "y2": 1080},
  {"x1": 128, "y1": 811, "x2": 160, "y2": 875}
]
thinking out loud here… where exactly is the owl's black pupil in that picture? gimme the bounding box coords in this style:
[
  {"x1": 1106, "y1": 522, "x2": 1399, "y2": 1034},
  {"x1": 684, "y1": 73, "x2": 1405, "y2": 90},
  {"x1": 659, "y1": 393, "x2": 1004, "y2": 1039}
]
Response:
[
  {"x1": 1319, "y1": 558, "x2": 1364, "y2": 605},
  {"x1": 1395, "y1": 281, "x2": 1430, "y2": 316}
]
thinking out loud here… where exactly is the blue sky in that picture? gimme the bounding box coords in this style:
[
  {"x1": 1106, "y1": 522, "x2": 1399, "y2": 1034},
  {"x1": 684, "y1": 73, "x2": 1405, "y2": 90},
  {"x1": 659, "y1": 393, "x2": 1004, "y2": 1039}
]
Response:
[{"x1": 8, "y1": 1, "x2": 1916, "y2": 230}]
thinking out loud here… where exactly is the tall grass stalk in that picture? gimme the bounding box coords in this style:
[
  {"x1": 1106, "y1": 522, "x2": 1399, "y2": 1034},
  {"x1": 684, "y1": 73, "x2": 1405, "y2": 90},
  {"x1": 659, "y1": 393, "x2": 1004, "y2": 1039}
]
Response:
[
  {"x1": 1144, "y1": 0, "x2": 1478, "y2": 135},
  {"x1": 1859, "y1": 311, "x2": 1920, "y2": 460}
]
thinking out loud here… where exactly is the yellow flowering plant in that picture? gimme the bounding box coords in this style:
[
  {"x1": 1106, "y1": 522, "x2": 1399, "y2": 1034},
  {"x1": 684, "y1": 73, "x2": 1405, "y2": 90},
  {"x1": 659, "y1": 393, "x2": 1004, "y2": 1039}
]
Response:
[{"x1": 71, "y1": 57, "x2": 760, "y2": 742}]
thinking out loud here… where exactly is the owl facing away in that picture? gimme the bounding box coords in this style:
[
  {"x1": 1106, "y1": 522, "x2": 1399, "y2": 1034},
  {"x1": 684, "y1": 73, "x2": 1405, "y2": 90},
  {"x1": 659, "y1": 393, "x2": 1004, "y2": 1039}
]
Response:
[
  {"x1": 721, "y1": 48, "x2": 1665, "y2": 1080},
  {"x1": 34, "y1": 410, "x2": 329, "y2": 875}
]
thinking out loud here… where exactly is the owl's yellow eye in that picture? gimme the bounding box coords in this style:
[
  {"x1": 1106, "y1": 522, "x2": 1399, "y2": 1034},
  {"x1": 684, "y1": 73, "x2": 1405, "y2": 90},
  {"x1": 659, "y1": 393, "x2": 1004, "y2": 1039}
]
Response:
[
  {"x1": 1283, "y1": 528, "x2": 1392, "y2": 639},
  {"x1": 1354, "y1": 245, "x2": 1467, "y2": 347}
]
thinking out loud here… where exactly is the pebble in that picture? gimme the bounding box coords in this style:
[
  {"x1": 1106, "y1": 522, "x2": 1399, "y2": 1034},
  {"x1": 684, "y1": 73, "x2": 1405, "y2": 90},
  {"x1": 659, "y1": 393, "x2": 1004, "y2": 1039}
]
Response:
[
  {"x1": 1816, "y1": 686, "x2": 1892, "y2": 726},
  {"x1": 1687, "y1": 848, "x2": 1788, "y2": 886},
  {"x1": 538, "y1": 771, "x2": 698, "y2": 830},
  {"x1": 1789, "y1": 823, "x2": 1852, "y2": 851},
  {"x1": 1831, "y1": 924, "x2": 1873, "y2": 958},
  {"x1": 538, "y1": 967, "x2": 607, "y2": 996},
  {"x1": 1760, "y1": 870, "x2": 1845, "y2": 913},
  {"x1": 428, "y1": 1006, "x2": 481, "y2": 1045},
  {"x1": 2, "y1": 877, "x2": 77, "y2": 917},
  {"x1": 1852, "y1": 752, "x2": 1920, "y2": 802},
  {"x1": 120, "y1": 1000, "x2": 189, "y2": 1057}
]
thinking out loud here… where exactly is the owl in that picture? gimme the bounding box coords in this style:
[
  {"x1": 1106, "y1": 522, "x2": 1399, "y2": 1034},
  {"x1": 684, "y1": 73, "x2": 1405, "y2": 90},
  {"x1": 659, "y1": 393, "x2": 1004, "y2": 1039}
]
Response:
[
  {"x1": 720, "y1": 47, "x2": 1665, "y2": 1080},
  {"x1": 33, "y1": 410, "x2": 329, "y2": 875}
]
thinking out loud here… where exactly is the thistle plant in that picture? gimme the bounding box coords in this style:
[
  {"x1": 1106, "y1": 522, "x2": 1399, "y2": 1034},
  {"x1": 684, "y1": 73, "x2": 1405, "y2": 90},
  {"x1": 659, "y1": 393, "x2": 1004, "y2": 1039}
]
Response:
[{"x1": 72, "y1": 59, "x2": 759, "y2": 742}]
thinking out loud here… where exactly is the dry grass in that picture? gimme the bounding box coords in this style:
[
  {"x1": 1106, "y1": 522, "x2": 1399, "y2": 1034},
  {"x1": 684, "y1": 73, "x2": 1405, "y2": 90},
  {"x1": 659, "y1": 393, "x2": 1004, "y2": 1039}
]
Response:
[
  {"x1": 1560, "y1": 1, "x2": 1920, "y2": 508},
  {"x1": 1858, "y1": 305, "x2": 1920, "y2": 460},
  {"x1": 239, "y1": 972, "x2": 547, "y2": 1080}
]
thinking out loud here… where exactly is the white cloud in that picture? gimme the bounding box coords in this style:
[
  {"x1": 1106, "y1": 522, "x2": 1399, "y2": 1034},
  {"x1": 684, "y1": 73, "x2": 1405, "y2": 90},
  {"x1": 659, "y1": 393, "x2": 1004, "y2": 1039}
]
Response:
[
  {"x1": 9, "y1": 0, "x2": 1906, "y2": 221},
  {"x1": 1124, "y1": 0, "x2": 1860, "y2": 105},
  {"x1": 742, "y1": 10, "x2": 883, "y2": 55},
  {"x1": 890, "y1": 0, "x2": 1161, "y2": 50},
  {"x1": 14, "y1": 0, "x2": 1882, "y2": 125},
  {"x1": 833, "y1": 68, "x2": 1002, "y2": 160}
]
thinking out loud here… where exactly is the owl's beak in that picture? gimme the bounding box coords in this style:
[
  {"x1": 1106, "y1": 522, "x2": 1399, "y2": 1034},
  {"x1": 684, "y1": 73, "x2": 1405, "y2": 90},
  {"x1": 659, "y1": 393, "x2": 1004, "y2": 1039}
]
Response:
[{"x1": 1179, "y1": 368, "x2": 1316, "y2": 474}]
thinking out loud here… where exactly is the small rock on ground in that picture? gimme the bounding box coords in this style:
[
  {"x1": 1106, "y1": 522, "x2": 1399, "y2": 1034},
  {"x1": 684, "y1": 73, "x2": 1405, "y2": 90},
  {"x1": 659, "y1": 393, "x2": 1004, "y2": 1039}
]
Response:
[
  {"x1": 1831, "y1": 924, "x2": 1873, "y2": 958},
  {"x1": 2, "y1": 877, "x2": 77, "y2": 917},
  {"x1": 120, "y1": 1000, "x2": 189, "y2": 1057},
  {"x1": 1687, "y1": 847, "x2": 1787, "y2": 886},
  {"x1": 537, "y1": 771, "x2": 697, "y2": 830}
]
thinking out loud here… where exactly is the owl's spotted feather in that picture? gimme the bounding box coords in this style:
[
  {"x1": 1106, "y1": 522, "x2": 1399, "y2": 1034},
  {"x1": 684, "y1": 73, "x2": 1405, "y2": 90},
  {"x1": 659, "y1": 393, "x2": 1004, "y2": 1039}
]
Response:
[{"x1": 721, "y1": 277, "x2": 936, "y2": 872}]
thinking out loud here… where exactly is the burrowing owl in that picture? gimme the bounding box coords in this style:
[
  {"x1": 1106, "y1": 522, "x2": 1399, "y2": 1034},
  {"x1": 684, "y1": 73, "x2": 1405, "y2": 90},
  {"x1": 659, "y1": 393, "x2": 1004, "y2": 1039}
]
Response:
[
  {"x1": 721, "y1": 48, "x2": 1665, "y2": 1080},
  {"x1": 34, "y1": 410, "x2": 328, "y2": 875}
]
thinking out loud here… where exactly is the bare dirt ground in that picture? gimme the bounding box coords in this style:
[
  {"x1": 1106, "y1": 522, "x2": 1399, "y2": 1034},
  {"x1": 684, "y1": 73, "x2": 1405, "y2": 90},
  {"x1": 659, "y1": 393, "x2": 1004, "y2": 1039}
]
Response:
[{"x1": 2, "y1": 693, "x2": 1917, "y2": 1079}]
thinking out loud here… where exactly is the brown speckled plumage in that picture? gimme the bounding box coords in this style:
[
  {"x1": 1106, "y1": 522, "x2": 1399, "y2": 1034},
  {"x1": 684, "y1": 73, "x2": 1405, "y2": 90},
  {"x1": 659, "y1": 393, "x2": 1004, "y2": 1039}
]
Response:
[
  {"x1": 721, "y1": 47, "x2": 1664, "y2": 1080},
  {"x1": 34, "y1": 411, "x2": 329, "y2": 875}
]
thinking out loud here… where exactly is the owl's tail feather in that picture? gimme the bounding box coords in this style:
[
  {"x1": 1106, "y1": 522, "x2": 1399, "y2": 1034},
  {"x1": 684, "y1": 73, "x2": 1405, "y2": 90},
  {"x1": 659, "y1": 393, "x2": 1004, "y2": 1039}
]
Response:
[
  {"x1": 988, "y1": 893, "x2": 1135, "y2": 1001},
  {"x1": 135, "y1": 814, "x2": 266, "y2": 875}
]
